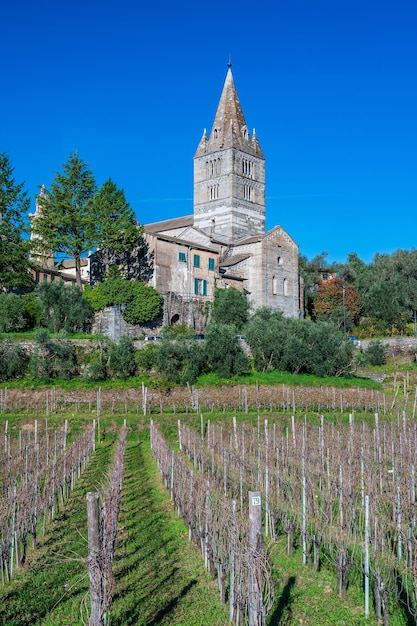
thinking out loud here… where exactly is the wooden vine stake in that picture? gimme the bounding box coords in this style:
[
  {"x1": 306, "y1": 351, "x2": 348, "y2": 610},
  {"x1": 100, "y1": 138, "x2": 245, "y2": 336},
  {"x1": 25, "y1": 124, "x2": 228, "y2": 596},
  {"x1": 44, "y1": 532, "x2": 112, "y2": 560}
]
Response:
[
  {"x1": 249, "y1": 490, "x2": 263, "y2": 626},
  {"x1": 86, "y1": 492, "x2": 105, "y2": 626}
]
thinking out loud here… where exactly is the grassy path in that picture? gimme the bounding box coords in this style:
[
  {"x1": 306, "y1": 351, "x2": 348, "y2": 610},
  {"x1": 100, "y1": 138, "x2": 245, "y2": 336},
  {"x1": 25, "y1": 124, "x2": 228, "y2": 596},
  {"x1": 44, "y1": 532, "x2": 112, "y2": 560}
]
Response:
[{"x1": 110, "y1": 426, "x2": 229, "y2": 626}]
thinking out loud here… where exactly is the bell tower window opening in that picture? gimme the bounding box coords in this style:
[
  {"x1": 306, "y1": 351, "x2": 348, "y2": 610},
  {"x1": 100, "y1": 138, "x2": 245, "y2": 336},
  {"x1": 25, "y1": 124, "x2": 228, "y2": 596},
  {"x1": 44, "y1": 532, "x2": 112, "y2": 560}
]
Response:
[
  {"x1": 242, "y1": 158, "x2": 254, "y2": 178},
  {"x1": 209, "y1": 184, "x2": 219, "y2": 200},
  {"x1": 244, "y1": 184, "x2": 252, "y2": 201},
  {"x1": 207, "y1": 158, "x2": 221, "y2": 177}
]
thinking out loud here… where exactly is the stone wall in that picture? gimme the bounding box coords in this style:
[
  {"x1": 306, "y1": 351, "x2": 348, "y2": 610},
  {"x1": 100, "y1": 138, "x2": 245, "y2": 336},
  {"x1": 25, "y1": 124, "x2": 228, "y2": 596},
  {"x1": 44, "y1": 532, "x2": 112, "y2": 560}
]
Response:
[{"x1": 360, "y1": 336, "x2": 417, "y2": 357}]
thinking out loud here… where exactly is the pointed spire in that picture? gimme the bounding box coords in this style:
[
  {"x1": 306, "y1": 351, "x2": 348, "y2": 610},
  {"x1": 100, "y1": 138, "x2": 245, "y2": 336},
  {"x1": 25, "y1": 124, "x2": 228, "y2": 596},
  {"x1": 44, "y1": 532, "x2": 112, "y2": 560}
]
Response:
[
  {"x1": 208, "y1": 66, "x2": 248, "y2": 149},
  {"x1": 195, "y1": 128, "x2": 209, "y2": 156}
]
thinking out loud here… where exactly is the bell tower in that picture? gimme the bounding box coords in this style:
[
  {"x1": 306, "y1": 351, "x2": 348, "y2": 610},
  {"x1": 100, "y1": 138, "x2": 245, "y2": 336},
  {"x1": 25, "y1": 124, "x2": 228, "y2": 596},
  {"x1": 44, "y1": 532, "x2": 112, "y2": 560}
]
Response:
[{"x1": 193, "y1": 65, "x2": 266, "y2": 241}]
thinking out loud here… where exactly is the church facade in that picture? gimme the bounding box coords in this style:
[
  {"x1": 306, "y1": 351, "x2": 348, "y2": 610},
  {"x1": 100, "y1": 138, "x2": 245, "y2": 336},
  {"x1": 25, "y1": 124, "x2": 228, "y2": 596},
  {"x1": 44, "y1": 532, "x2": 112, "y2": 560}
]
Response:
[{"x1": 144, "y1": 66, "x2": 301, "y2": 328}]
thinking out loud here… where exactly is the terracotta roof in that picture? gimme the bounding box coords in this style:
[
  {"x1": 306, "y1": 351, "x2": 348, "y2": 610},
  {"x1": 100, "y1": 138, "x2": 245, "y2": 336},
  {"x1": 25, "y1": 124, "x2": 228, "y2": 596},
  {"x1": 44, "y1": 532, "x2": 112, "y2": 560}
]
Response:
[
  {"x1": 149, "y1": 232, "x2": 217, "y2": 253},
  {"x1": 219, "y1": 253, "x2": 250, "y2": 267},
  {"x1": 145, "y1": 215, "x2": 194, "y2": 233},
  {"x1": 233, "y1": 235, "x2": 263, "y2": 245},
  {"x1": 55, "y1": 258, "x2": 88, "y2": 269}
]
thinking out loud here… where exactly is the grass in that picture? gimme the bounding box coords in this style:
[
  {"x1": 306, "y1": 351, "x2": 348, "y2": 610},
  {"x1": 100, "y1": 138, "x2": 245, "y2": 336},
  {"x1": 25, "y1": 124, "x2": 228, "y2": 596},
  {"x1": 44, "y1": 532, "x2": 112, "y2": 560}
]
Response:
[
  {"x1": 266, "y1": 537, "x2": 410, "y2": 626},
  {"x1": 196, "y1": 369, "x2": 383, "y2": 390},
  {"x1": 110, "y1": 427, "x2": 229, "y2": 625},
  {"x1": 0, "y1": 368, "x2": 384, "y2": 392},
  {"x1": 0, "y1": 331, "x2": 94, "y2": 340}
]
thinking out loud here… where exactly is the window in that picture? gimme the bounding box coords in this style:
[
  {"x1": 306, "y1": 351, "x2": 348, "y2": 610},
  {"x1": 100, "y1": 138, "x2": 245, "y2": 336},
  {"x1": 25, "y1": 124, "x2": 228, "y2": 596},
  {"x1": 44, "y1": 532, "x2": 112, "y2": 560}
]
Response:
[
  {"x1": 208, "y1": 257, "x2": 215, "y2": 271},
  {"x1": 272, "y1": 275, "x2": 277, "y2": 295},
  {"x1": 194, "y1": 278, "x2": 207, "y2": 296},
  {"x1": 209, "y1": 184, "x2": 219, "y2": 200},
  {"x1": 35, "y1": 271, "x2": 40, "y2": 283},
  {"x1": 51, "y1": 274, "x2": 55, "y2": 282},
  {"x1": 283, "y1": 278, "x2": 288, "y2": 296},
  {"x1": 193, "y1": 254, "x2": 200, "y2": 268},
  {"x1": 179, "y1": 251, "x2": 187, "y2": 263},
  {"x1": 242, "y1": 158, "x2": 254, "y2": 178},
  {"x1": 244, "y1": 184, "x2": 252, "y2": 201}
]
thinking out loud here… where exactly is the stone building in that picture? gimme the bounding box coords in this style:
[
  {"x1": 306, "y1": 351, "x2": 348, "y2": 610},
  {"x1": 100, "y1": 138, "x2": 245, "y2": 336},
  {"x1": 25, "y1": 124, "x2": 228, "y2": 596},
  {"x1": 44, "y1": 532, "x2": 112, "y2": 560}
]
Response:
[{"x1": 144, "y1": 65, "x2": 301, "y2": 327}]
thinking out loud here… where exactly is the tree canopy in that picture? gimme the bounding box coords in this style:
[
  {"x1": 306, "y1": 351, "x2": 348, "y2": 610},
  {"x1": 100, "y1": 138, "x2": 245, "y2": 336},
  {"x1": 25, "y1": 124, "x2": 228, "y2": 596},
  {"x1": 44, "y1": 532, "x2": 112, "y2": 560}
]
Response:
[
  {"x1": 31, "y1": 152, "x2": 97, "y2": 288},
  {"x1": 0, "y1": 152, "x2": 33, "y2": 292},
  {"x1": 212, "y1": 287, "x2": 250, "y2": 330},
  {"x1": 84, "y1": 273, "x2": 163, "y2": 326},
  {"x1": 90, "y1": 179, "x2": 148, "y2": 284}
]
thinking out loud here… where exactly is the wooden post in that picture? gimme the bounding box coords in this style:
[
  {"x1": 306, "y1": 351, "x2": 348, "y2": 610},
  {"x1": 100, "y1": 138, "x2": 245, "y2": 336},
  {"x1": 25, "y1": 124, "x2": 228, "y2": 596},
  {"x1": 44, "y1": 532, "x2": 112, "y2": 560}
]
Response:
[
  {"x1": 230, "y1": 499, "x2": 236, "y2": 623},
  {"x1": 364, "y1": 495, "x2": 370, "y2": 618},
  {"x1": 86, "y1": 492, "x2": 104, "y2": 626},
  {"x1": 249, "y1": 490, "x2": 263, "y2": 626}
]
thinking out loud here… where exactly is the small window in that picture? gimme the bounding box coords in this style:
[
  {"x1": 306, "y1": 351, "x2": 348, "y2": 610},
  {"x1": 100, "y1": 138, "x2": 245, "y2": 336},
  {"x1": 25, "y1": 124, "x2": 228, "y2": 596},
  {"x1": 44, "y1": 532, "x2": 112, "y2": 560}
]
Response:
[
  {"x1": 51, "y1": 274, "x2": 55, "y2": 282},
  {"x1": 194, "y1": 278, "x2": 207, "y2": 296},
  {"x1": 272, "y1": 275, "x2": 277, "y2": 295},
  {"x1": 208, "y1": 258, "x2": 215, "y2": 271},
  {"x1": 193, "y1": 254, "x2": 200, "y2": 268},
  {"x1": 35, "y1": 271, "x2": 40, "y2": 283},
  {"x1": 179, "y1": 252, "x2": 187, "y2": 263},
  {"x1": 283, "y1": 278, "x2": 288, "y2": 296}
]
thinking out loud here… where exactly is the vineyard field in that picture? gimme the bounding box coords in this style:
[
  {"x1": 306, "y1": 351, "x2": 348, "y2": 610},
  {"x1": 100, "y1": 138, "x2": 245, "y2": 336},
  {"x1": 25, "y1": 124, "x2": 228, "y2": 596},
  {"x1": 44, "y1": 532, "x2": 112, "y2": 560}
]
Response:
[{"x1": 0, "y1": 400, "x2": 415, "y2": 625}]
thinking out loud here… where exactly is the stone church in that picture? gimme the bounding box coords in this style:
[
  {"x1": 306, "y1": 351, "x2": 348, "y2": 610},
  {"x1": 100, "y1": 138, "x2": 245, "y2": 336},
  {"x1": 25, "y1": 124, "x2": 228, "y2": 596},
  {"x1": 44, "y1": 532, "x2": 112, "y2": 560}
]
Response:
[{"x1": 144, "y1": 65, "x2": 301, "y2": 329}]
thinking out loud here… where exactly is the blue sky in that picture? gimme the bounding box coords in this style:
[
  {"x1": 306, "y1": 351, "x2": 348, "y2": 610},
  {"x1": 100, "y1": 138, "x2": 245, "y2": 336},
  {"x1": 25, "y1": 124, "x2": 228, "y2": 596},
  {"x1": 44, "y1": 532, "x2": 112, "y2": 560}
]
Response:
[{"x1": 2, "y1": 0, "x2": 416, "y2": 265}]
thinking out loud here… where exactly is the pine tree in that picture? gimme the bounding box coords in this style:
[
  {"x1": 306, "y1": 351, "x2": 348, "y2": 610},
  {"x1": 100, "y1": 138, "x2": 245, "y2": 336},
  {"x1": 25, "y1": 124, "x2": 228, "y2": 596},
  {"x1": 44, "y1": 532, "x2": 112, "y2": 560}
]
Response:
[
  {"x1": 31, "y1": 152, "x2": 97, "y2": 288},
  {"x1": 90, "y1": 178, "x2": 145, "y2": 283},
  {"x1": 0, "y1": 152, "x2": 33, "y2": 292}
]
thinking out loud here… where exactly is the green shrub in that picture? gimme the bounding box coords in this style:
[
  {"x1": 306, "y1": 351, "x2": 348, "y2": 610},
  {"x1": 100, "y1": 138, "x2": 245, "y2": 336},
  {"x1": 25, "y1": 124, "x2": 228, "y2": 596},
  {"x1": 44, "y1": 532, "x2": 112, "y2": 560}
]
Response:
[
  {"x1": 245, "y1": 310, "x2": 353, "y2": 377},
  {"x1": 365, "y1": 340, "x2": 387, "y2": 366},
  {"x1": 84, "y1": 277, "x2": 163, "y2": 325},
  {"x1": 212, "y1": 287, "x2": 250, "y2": 330},
  {"x1": 29, "y1": 329, "x2": 78, "y2": 380},
  {"x1": 107, "y1": 336, "x2": 137, "y2": 379},
  {"x1": 154, "y1": 336, "x2": 206, "y2": 384},
  {"x1": 0, "y1": 292, "x2": 41, "y2": 332},
  {"x1": 0, "y1": 339, "x2": 28, "y2": 380},
  {"x1": 204, "y1": 322, "x2": 249, "y2": 378},
  {"x1": 135, "y1": 343, "x2": 158, "y2": 372},
  {"x1": 36, "y1": 281, "x2": 93, "y2": 333}
]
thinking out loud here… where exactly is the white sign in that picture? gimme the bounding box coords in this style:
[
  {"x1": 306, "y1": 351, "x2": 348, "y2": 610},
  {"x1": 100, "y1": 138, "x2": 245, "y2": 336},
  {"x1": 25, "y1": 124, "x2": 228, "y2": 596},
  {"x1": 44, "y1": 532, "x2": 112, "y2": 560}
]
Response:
[{"x1": 251, "y1": 496, "x2": 261, "y2": 506}]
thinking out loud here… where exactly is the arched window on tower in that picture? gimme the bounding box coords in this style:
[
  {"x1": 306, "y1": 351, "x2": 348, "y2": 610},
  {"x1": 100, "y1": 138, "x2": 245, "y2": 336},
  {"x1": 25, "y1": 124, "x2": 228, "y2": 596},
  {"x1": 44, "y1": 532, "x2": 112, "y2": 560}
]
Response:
[
  {"x1": 283, "y1": 277, "x2": 288, "y2": 296},
  {"x1": 272, "y1": 275, "x2": 277, "y2": 295}
]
